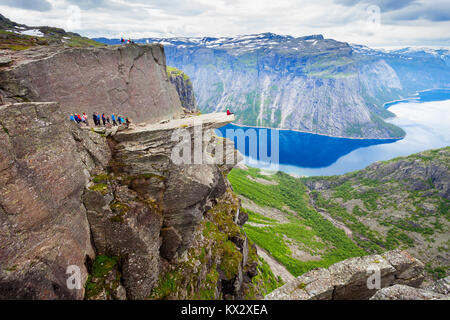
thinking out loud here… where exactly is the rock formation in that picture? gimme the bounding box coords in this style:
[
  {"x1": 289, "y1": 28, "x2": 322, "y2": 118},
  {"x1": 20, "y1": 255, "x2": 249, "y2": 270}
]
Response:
[
  {"x1": 0, "y1": 44, "x2": 184, "y2": 124},
  {"x1": 0, "y1": 39, "x2": 262, "y2": 299},
  {"x1": 0, "y1": 102, "x2": 94, "y2": 299},
  {"x1": 369, "y1": 284, "x2": 447, "y2": 300},
  {"x1": 167, "y1": 66, "x2": 197, "y2": 112},
  {"x1": 265, "y1": 250, "x2": 425, "y2": 300}
]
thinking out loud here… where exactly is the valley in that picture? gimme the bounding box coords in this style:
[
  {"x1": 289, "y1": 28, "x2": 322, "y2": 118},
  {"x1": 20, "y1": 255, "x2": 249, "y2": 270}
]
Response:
[{"x1": 228, "y1": 147, "x2": 450, "y2": 284}]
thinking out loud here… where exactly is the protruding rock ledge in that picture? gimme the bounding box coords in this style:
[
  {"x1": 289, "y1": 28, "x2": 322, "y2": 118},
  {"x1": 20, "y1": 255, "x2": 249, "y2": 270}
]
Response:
[{"x1": 115, "y1": 112, "x2": 234, "y2": 138}]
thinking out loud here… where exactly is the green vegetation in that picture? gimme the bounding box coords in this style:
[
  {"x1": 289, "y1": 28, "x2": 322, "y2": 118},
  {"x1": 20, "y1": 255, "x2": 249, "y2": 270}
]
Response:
[
  {"x1": 88, "y1": 183, "x2": 109, "y2": 195},
  {"x1": 166, "y1": 66, "x2": 190, "y2": 82},
  {"x1": 151, "y1": 191, "x2": 255, "y2": 299},
  {"x1": 229, "y1": 147, "x2": 450, "y2": 280},
  {"x1": 344, "y1": 122, "x2": 364, "y2": 137},
  {"x1": 109, "y1": 200, "x2": 130, "y2": 223},
  {"x1": 0, "y1": 28, "x2": 105, "y2": 51},
  {"x1": 236, "y1": 91, "x2": 260, "y2": 125},
  {"x1": 219, "y1": 240, "x2": 243, "y2": 279},
  {"x1": 228, "y1": 168, "x2": 366, "y2": 276},
  {"x1": 244, "y1": 208, "x2": 277, "y2": 225},
  {"x1": 370, "y1": 113, "x2": 406, "y2": 138},
  {"x1": 243, "y1": 240, "x2": 283, "y2": 298},
  {"x1": 1, "y1": 122, "x2": 9, "y2": 135},
  {"x1": 85, "y1": 255, "x2": 121, "y2": 299},
  {"x1": 425, "y1": 263, "x2": 449, "y2": 280}
]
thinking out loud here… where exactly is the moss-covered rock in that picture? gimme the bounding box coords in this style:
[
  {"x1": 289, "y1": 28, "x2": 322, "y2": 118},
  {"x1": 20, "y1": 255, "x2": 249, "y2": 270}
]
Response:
[{"x1": 85, "y1": 255, "x2": 126, "y2": 300}]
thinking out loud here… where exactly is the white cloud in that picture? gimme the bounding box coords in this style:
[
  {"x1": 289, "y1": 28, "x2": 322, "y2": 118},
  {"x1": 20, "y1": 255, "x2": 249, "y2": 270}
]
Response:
[{"x1": 0, "y1": 0, "x2": 448, "y2": 47}]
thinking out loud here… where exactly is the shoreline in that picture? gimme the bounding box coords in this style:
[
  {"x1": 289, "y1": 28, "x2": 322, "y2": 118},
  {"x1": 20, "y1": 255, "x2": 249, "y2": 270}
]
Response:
[
  {"x1": 227, "y1": 123, "x2": 403, "y2": 141},
  {"x1": 382, "y1": 87, "x2": 450, "y2": 109},
  {"x1": 228, "y1": 88, "x2": 450, "y2": 141}
]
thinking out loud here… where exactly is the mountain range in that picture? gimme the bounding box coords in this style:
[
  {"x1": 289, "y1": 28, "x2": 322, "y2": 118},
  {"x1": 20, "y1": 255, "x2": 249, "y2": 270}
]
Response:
[{"x1": 95, "y1": 34, "x2": 450, "y2": 139}]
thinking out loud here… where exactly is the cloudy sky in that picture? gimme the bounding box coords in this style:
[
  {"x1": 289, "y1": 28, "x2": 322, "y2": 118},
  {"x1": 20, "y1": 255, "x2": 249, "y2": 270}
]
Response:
[{"x1": 1, "y1": 0, "x2": 449, "y2": 48}]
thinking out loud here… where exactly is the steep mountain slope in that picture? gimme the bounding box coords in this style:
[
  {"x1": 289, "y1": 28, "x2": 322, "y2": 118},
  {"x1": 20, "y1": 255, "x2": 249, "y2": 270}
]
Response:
[
  {"x1": 96, "y1": 34, "x2": 450, "y2": 139},
  {"x1": 228, "y1": 147, "x2": 449, "y2": 282},
  {"x1": 167, "y1": 66, "x2": 197, "y2": 111}
]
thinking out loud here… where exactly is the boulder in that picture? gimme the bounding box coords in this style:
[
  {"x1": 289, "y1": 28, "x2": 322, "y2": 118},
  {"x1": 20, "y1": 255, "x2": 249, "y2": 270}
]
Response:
[
  {"x1": 370, "y1": 284, "x2": 446, "y2": 300},
  {"x1": 265, "y1": 250, "x2": 425, "y2": 300},
  {"x1": 424, "y1": 276, "x2": 450, "y2": 295}
]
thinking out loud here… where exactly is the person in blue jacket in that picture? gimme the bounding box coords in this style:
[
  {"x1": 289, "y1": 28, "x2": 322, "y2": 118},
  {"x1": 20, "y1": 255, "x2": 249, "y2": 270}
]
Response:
[
  {"x1": 112, "y1": 113, "x2": 117, "y2": 126},
  {"x1": 70, "y1": 114, "x2": 75, "y2": 122}
]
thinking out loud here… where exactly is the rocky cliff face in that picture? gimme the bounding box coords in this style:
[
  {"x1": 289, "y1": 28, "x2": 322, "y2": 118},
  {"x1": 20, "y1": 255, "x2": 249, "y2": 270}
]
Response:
[
  {"x1": 167, "y1": 66, "x2": 197, "y2": 112},
  {"x1": 0, "y1": 102, "x2": 95, "y2": 299},
  {"x1": 0, "y1": 40, "x2": 263, "y2": 299},
  {"x1": 0, "y1": 44, "x2": 183, "y2": 124},
  {"x1": 159, "y1": 34, "x2": 406, "y2": 139},
  {"x1": 0, "y1": 99, "x2": 259, "y2": 300}
]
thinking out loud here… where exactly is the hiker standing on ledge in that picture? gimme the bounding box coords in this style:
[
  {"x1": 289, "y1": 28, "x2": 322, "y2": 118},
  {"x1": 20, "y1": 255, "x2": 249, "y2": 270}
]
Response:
[
  {"x1": 112, "y1": 113, "x2": 117, "y2": 126},
  {"x1": 126, "y1": 117, "x2": 130, "y2": 129}
]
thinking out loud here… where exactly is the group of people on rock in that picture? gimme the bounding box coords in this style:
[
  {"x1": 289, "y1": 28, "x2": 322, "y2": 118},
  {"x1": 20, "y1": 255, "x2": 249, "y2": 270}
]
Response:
[
  {"x1": 70, "y1": 112, "x2": 130, "y2": 128},
  {"x1": 121, "y1": 37, "x2": 135, "y2": 44}
]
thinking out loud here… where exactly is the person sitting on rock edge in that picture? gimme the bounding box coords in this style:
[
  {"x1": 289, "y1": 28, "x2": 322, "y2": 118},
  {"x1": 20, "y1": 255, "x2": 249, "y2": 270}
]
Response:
[{"x1": 226, "y1": 109, "x2": 234, "y2": 116}]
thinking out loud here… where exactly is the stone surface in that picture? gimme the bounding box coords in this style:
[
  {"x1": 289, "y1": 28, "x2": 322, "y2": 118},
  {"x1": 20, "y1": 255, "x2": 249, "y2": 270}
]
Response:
[
  {"x1": 0, "y1": 23, "x2": 260, "y2": 299},
  {"x1": 369, "y1": 284, "x2": 446, "y2": 300},
  {"x1": 0, "y1": 44, "x2": 184, "y2": 124},
  {"x1": 109, "y1": 112, "x2": 237, "y2": 262},
  {"x1": 0, "y1": 102, "x2": 94, "y2": 299},
  {"x1": 167, "y1": 67, "x2": 197, "y2": 111},
  {"x1": 83, "y1": 184, "x2": 163, "y2": 300},
  {"x1": 265, "y1": 250, "x2": 425, "y2": 300},
  {"x1": 424, "y1": 276, "x2": 450, "y2": 295}
]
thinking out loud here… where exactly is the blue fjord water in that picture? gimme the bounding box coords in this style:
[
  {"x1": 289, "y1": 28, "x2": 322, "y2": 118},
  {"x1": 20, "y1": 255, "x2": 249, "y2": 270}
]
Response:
[{"x1": 216, "y1": 89, "x2": 450, "y2": 176}]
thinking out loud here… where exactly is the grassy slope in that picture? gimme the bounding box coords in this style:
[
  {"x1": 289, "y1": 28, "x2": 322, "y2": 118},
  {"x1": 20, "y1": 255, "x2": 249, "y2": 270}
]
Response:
[
  {"x1": 228, "y1": 167, "x2": 366, "y2": 277},
  {"x1": 0, "y1": 29, "x2": 105, "y2": 51},
  {"x1": 228, "y1": 147, "x2": 449, "y2": 279},
  {"x1": 0, "y1": 14, "x2": 105, "y2": 51}
]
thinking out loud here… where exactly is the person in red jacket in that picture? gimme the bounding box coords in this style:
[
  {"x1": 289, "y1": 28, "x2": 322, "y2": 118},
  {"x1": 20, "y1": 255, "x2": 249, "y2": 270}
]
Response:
[{"x1": 226, "y1": 109, "x2": 234, "y2": 116}]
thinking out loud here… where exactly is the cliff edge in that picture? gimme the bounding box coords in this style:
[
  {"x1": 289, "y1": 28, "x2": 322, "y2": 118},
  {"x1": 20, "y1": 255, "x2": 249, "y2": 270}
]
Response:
[{"x1": 0, "y1": 44, "x2": 183, "y2": 123}]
